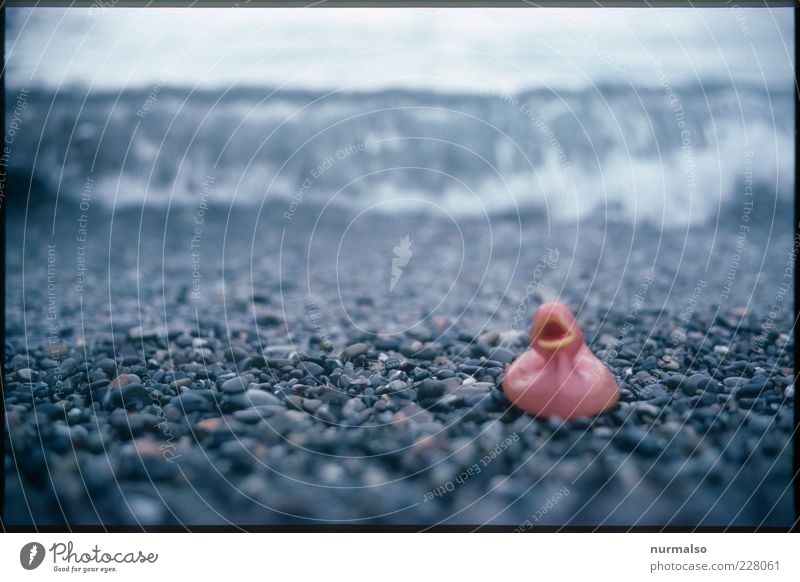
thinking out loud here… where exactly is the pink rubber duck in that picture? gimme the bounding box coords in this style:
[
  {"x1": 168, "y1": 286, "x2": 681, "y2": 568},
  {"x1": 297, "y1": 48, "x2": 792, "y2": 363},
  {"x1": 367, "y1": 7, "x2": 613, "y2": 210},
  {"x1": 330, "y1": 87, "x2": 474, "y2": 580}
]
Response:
[{"x1": 503, "y1": 302, "x2": 619, "y2": 420}]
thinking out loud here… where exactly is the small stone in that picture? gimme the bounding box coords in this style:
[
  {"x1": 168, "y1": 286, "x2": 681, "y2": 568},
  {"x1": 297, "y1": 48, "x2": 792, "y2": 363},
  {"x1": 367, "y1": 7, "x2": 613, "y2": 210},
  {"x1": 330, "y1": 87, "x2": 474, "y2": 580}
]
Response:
[
  {"x1": 615, "y1": 428, "x2": 663, "y2": 457},
  {"x1": 233, "y1": 404, "x2": 286, "y2": 424},
  {"x1": 299, "y1": 361, "x2": 325, "y2": 377},
  {"x1": 16, "y1": 368, "x2": 35, "y2": 382},
  {"x1": 412, "y1": 367, "x2": 430, "y2": 381},
  {"x1": 169, "y1": 378, "x2": 192, "y2": 390},
  {"x1": 302, "y1": 398, "x2": 322, "y2": 413},
  {"x1": 383, "y1": 358, "x2": 401, "y2": 371},
  {"x1": 414, "y1": 344, "x2": 438, "y2": 360},
  {"x1": 343, "y1": 398, "x2": 366, "y2": 417},
  {"x1": 374, "y1": 337, "x2": 400, "y2": 351},
  {"x1": 95, "y1": 358, "x2": 118, "y2": 376},
  {"x1": 109, "y1": 374, "x2": 140, "y2": 389},
  {"x1": 254, "y1": 307, "x2": 284, "y2": 326},
  {"x1": 128, "y1": 326, "x2": 162, "y2": 341},
  {"x1": 664, "y1": 374, "x2": 686, "y2": 392},
  {"x1": 636, "y1": 382, "x2": 667, "y2": 401},
  {"x1": 747, "y1": 375, "x2": 771, "y2": 391},
  {"x1": 174, "y1": 334, "x2": 194, "y2": 348},
  {"x1": 488, "y1": 347, "x2": 515, "y2": 365},
  {"x1": 640, "y1": 355, "x2": 658, "y2": 371},
  {"x1": 442, "y1": 377, "x2": 462, "y2": 393},
  {"x1": 417, "y1": 379, "x2": 445, "y2": 401},
  {"x1": 221, "y1": 376, "x2": 250, "y2": 394},
  {"x1": 119, "y1": 383, "x2": 151, "y2": 407},
  {"x1": 172, "y1": 391, "x2": 212, "y2": 413},
  {"x1": 594, "y1": 427, "x2": 614, "y2": 439},
  {"x1": 685, "y1": 373, "x2": 714, "y2": 396},
  {"x1": 471, "y1": 341, "x2": 491, "y2": 358},
  {"x1": 226, "y1": 346, "x2": 250, "y2": 362},
  {"x1": 264, "y1": 345, "x2": 293, "y2": 356},
  {"x1": 241, "y1": 389, "x2": 282, "y2": 407},
  {"x1": 316, "y1": 404, "x2": 337, "y2": 423},
  {"x1": 723, "y1": 376, "x2": 747, "y2": 388},
  {"x1": 234, "y1": 407, "x2": 276, "y2": 423},
  {"x1": 377, "y1": 380, "x2": 407, "y2": 396},
  {"x1": 47, "y1": 344, "x2": 68, "y2": 357},
  {"x1": 284, "y1": 410, "x2": 310, "y2": 422},
  {"x1": 105, "y1": 383, "x2": 151, "y2": 409},
  {"x1": 735, "y1": 384, "x2": 767, "y2": 398},
  {"x1": 284, "y1": 395, "x2": 304, "y2": 410},
  {"x1": 454, "y1": 383, "x2": 493, "y2": 398},
  {"x1": 342, "y1": 343, "x2": 369, "y2": 361},
  {"x1": 195, "y1": 417, "x2": 224, "y2": 433},
  {"x1": 396, "y1": 404, "x2": 434, "y2": 425},
  {"x1": 634, "y1": 402, "x2": 661, "y2": 419}
]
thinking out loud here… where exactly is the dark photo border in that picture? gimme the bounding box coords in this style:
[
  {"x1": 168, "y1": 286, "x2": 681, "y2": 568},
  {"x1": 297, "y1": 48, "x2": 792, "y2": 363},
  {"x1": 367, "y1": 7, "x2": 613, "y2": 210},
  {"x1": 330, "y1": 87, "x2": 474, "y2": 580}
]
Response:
[{"x1": 1, "y1": 0, "x2": 797, "y2": 533}]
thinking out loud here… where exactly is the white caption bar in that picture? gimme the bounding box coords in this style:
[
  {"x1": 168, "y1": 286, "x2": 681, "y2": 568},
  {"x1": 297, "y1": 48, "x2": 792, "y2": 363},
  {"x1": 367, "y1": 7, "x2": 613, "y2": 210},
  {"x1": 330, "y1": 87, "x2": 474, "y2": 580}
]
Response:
[{"x1": 1, "y1": 533, "x2": 797, "y2": 580}]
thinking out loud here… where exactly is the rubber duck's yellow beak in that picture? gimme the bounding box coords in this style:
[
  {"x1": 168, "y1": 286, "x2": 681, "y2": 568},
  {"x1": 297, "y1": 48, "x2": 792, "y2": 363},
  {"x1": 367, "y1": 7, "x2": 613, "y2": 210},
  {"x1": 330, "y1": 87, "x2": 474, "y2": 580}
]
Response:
[{"x1": 533, "y1": 313, "x2": 578, "y2": 350}]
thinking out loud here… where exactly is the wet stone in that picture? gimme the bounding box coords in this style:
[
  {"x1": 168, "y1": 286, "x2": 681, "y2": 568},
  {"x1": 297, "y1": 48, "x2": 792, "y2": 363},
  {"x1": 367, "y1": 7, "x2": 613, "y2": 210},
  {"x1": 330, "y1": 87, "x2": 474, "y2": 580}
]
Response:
[
  {"x1": 221, "y1": 376, "x2": 250, "y2": 394},
  {"x1": 342, "y1": 343, "x2": 369, "y2": 361}
]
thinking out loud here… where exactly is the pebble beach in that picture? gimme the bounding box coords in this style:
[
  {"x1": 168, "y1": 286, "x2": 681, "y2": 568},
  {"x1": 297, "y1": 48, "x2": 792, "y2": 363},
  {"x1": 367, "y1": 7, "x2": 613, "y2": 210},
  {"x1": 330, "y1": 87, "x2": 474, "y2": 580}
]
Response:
[{"x1": 4, "y1": 200, "x2": 795, "y2": 527}]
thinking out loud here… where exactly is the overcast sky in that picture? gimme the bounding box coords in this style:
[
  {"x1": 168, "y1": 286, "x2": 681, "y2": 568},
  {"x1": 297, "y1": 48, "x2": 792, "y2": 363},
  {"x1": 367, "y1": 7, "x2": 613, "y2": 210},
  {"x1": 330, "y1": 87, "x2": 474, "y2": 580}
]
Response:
[{"x1": 5, "y1": 6, "x2": 795, "y2": 93}]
